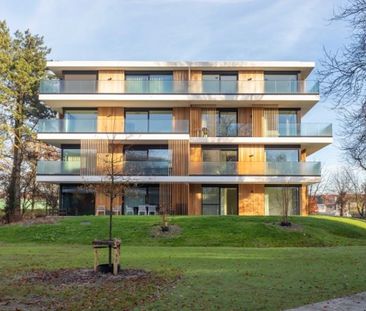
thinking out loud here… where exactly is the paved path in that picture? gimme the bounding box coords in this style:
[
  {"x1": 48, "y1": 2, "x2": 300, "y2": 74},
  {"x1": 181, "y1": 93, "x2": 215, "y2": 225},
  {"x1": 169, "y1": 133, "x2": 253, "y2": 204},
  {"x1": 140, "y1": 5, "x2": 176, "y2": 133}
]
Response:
[{"x1": 287, "y1": 292, "x2": 366, "y2": 311}]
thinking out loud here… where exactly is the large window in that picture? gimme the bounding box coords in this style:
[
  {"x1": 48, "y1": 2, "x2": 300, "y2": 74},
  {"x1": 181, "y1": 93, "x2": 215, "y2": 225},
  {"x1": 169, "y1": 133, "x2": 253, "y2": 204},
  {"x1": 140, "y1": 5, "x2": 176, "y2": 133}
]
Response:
[
  {"x1": 202, "y1": 186, "x2": 238, "y2": 215},
  {"x1": 125, "y1": 72, "x2": 173, "y2": 93},
  {"x1": 61, "y1": 185, "x2": 95, "y2": 216},
  {"x1": 124, "y1": 146, "x2": 171, "y2": 175},
  {"x1": 125, "y1": 110, "x2": 173, "y2": 133},
  {"x1": 264, "y1": 186, "x2": 300, "y2": 215},
  {"x1": 202, "y1": 146, "x2": 238, "y2": 162},
  {"x1": 63, "y1": 71, "x2": 97, "y2": 93},
  {"x1": 202, "y1": 72, "x2": 237, "y2": 93},
  {"x1": 264, "y1": 72, "x2": 298, "y2": 93},
  {"x1": 279, "y1": 110, "x2": 298, "y2": 136},
  {"x1": 64, "y1": 109, "x2": 97, "y2": 132},
  {"x1": 265, "y1": 147, "x2": 299, "y2": 162},
  {"x1": 201, "y1": 109, "x2": 238, "y2": 137},
  {"x1": 124, "y1": 185, "x2": 159, "y2": 214},
  {"x1": 61, "y1": 145, "x2": 81, "y2": 174}
]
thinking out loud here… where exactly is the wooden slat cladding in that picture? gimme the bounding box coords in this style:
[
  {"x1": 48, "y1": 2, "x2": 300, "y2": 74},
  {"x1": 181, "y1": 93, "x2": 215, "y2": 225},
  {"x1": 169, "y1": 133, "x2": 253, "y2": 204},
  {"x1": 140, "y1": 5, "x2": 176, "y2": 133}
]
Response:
[
  {"x1": 169, "y1": 140, "x2": 189, "y2": 175},
  {"x1": 190, "y1": 70, "x2": 202, "y2": 93},
  {"x1": 98, "y1": 70, "x2": 124, "y2": 93},
  {"x1": 252, "y1": 107, "x2": 264, "y2": 136},
  {"x1": 300, "y1": 149, "x2": 307, "y2": 162},
  {"x1": 238, "y1": 107, "x2": 252, "y2": 136},
  {"x1": 238, "y1": 70, "x2": 264, "y2": 93},
  {"x1": 159, "y1": 183, "x2": 189, "y2": 215},
  {"x1": 238, "y1": 144, "x2": 265, "y2": 175},
  {"x1": 190, "y1": 107, "x2": 202, "y2": 136},
  {"x1": 95, "y1": 191, "x2": 122, "y2": 212},
  {"x1": 202, "y1": 108, "x2": 216, "y2": 137},
  {"x1": 190, "y1": 145, "x2": 202, "y2": 162},
  {"x1": 97, "y1": 107, "x2": 124, "y2": 133},
  {"x1": 173, "y1": 70, "x2": 188, "y2": 81},
  {"x1": 159, "y1": 183, "x2": 172, "y2": 214},
  {"x1": 173, "y1": 107, "x2": 189, "y2": 132},
  {"x1": 80, "y1": 140, "x2": 123, "y2": 176},
  {"x1": 238, "y1": 184, "x2": 265, "y2": 215},
  {"x1": 300, "y1": 185, "x2": 308, "y2": 216},
  {"x1": 263, "y1": 108, "x2": 279, "y2": 137},
  {"x1": 189, "y1": 184, "x2": 202, "y2": 215}
]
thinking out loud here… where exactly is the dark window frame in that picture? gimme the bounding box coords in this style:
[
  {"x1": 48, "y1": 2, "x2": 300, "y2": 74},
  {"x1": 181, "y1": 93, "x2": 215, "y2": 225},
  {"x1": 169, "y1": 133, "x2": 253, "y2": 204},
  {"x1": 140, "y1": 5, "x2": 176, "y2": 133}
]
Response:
[{"x1": 201, "y1": 185, "x2": 238, "y2": 215}]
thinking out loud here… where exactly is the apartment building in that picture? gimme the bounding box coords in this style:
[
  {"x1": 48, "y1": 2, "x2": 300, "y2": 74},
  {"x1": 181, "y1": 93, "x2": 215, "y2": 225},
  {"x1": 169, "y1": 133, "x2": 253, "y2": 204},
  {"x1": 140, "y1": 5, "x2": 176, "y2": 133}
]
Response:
[{"x1": 36, "y1": 61, "x2": 332, "y2": 216}]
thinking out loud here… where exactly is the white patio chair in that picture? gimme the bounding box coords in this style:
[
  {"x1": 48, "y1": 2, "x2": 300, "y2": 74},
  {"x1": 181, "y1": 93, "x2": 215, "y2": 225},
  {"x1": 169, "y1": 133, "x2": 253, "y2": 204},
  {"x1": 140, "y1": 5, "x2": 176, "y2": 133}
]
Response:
[
  {"x1": 112, "y1": 205, "x2": 121, "y2": 215},
  {"x1": 124, "y1": 205, "x2": 134, "y2": 215},
  {"x1": 96, "y1": 205, "x2": 106, "y2": 216},
  {"x1": 138, "y1": 205, "x2": 147, "y2": 215},
  {"x1": 147, "y1": 205, "x2": 157, "y2": 215}
]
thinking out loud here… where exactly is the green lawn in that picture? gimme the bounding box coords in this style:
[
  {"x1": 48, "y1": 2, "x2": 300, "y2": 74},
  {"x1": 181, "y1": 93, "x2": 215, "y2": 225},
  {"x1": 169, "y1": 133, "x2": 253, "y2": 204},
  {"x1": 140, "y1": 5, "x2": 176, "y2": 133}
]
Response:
[{"x1": 1, "y1": 216, "x2": 366, "y2": 310}]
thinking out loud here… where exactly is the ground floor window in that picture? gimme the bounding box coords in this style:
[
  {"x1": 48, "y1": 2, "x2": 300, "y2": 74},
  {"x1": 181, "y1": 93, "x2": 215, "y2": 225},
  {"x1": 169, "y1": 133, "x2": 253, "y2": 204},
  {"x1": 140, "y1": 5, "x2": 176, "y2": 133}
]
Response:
[
  {"x1": 202, "y1": 186, "x2": 237, "y2": 215},
  {"x1": 60, "y1": 185, "x2": 95, "y2": 216},
  {"x1": 123, "y1": 185, "x2": 159, "y2": 215},
  {"x1": 264, "y1": 186, "x2": 300, "y2": 216}
]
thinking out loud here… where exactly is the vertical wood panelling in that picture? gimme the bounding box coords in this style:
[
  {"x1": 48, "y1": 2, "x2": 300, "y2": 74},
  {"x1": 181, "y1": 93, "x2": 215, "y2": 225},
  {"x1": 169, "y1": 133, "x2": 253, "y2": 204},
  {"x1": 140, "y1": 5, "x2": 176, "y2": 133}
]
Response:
[
  {"x1": 160, "y1": 183, "x2": 189, "y2": 215},
  {"x1": 300, "y1": 149, "x2": 307, "y2": 162},
  {"x1": 190, "y1": 70, "x2": 202, "y2": 93},
  {"x1": 169, "y1": 140, "x2": 189, "y2": 176},
  {"x1": 98, "y1": 70, "x2": 124, "y2": 93},
  {"x1": 98, "y1": 107, "x2": 124, "y2": 133},
  {"x1": 173, "y1": 107, "x2": 189, "y2": 132},
  {"x1": 173, "y1": 70, "x2": 188, "y2": 81},
  {"x1": 190, "y1": 145, "x2": 202, "y2": 162},
  {"x1": 238, "y1": 70, "x2": 264, "y2": 93},
  {"x1": 252, "y1": 107, "x2": 264, "y2": 137},
  {"x1": 189, "y1": 184, "x2": 202, "y2": 215},
  {"x1": 263, "y1": 108, "x2": 279, "y2": 137},
  {"x1": 190, "y1": 107, "x2": 202, "y2": 136},
  {"x1": 238, "y1": 107, "x2": 252, "y2": 136},
  {"x1": 202, "y1": 108, "x2": 216, "y2": 136},
  {"x1": 300, "y1": 185, "x2": 308, "y2": 216},
  {"x1": 95, "y1": 190, "x2": 122, "y2": 212},
  {"x1": 238, "y1": 184, "x2": 265, "y2": 215},
  {"x1": 238, "y1": 144, "x2": 265, "y2": 175}
]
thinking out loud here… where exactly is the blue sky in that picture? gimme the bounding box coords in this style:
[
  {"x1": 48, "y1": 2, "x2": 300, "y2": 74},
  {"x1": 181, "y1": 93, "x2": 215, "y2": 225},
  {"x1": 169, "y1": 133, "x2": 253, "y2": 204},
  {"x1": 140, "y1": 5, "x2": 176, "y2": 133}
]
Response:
[{"x1": 0, "y1": 0, "x2": 352, "y2": 172}]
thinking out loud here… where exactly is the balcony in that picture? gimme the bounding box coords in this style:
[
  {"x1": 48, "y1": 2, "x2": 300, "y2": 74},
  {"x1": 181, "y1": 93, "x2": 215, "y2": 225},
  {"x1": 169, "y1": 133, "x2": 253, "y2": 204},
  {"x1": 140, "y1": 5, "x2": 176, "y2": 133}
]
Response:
[
  {"x1": 37, "y1": 160, "x2": 171, "y2": 176},
  {"x1": 37, "y1": 119, "x2": 189, "y2": 133},
  {"x1": 39, "y1": 80, "x2": 319, "y2": 95},
  {"x1": 194, "y1": 123, "x2": 332, "y2": 137},
  {"x1": 189, "y1": 161, "x2": 321, "y2": 176},
  {"x1": 37, "y1": 160, "x2": 320, "y2": 177}
]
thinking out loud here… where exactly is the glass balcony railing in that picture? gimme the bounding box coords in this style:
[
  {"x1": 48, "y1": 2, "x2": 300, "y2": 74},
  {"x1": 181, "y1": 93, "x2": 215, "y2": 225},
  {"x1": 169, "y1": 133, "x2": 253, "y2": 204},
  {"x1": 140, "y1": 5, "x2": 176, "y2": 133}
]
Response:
[
  {"x1": 124, "y1": 119, "x2": 189, "y2": 133},
  {"x1": 37, "y1": 119, "x2": 97, "y2": 133},
  {"x1": 37, "y1": 160, "x2": 171, "y2": 176},
  {"x1": 37, "y1": 160, "x2": 81, "y2": 175},
  {"x1": 194, "y1": 123, "x2": 332, "y2": 137},
  {"x1": 40, "y1": 80, "x2": 319, "y2": 95},
  {"x1": 37, "y1": 119, "x2": 189, "y2": 133},
  {"x1": 37, "y1": 160, "x2": 320, "y2": 176},
  {"x1": 189, "y1": 161, "x2": 321, "y2": 176}
]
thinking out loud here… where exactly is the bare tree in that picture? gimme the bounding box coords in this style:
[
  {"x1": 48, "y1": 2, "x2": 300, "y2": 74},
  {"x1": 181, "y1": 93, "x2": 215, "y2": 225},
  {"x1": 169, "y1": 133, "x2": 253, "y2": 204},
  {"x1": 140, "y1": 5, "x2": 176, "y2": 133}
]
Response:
[
  {"x1": 345, "y1": 169, "x2": 366, "y2": 218},
  {"x1": 319, "y1": 1, "x2": 366, "y2": 171},
  {"x1": 275, "y1": 185, "x2": 293, "y2": 226},
  {"x1": 307, "y1": 169, "x2": 329, "y2": 214},
  {"x1": 331, "y1": 168, "x2": 351, "y2": 217}
]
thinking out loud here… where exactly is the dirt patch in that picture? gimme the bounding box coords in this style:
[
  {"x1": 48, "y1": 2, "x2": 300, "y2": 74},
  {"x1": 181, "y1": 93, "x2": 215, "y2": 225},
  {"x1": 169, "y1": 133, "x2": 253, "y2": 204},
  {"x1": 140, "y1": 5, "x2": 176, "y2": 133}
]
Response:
[
  {"x1": 18, "y1": 268, "x2": 150, "y2": 286},
  {"x1": 1, "y1": 268, "x2": 180, "y2": 310},
  {"x1": 266, "y1": 222, "x2": 304, "y2": 232},
  {"x1": 151, "y1": 224, "x2": 182, "y2": 238},
  {"x1": 0, "y1": 216, "x2": 62, "y2": 227}
]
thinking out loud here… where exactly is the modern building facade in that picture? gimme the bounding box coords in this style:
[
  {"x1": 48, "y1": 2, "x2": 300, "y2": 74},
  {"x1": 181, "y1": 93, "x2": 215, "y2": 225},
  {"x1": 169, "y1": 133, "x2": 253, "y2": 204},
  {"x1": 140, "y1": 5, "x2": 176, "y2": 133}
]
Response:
[{"x1": 36, "y1": 61, "x2": 332, "y2": 216}]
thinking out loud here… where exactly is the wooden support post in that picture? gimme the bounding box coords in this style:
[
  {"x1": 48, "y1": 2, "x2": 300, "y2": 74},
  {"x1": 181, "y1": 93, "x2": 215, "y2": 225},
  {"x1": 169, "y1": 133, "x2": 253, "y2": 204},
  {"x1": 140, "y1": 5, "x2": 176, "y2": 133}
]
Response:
[{"x1": 94, "y1": 248, "x2": 99, "y2": 272}]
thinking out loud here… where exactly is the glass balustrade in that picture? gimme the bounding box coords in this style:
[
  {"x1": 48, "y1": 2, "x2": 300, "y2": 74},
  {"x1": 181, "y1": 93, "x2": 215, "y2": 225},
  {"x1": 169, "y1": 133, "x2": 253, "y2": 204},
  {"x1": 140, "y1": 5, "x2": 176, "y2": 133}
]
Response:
[{"x1": 40, "y1": 80, "x2": 320, "y2": 94}]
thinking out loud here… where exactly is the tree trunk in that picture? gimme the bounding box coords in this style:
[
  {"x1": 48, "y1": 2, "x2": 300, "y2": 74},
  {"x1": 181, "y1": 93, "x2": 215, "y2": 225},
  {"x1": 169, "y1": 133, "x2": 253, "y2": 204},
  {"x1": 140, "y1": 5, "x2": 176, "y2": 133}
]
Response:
[{"x1": 5, "y1": 124, "x2": 23, "y2": 223}]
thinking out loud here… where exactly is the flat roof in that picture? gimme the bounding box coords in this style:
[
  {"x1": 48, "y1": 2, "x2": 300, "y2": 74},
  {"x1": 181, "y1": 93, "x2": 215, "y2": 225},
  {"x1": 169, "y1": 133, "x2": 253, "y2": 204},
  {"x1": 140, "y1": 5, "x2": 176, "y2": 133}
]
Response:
[{"x1": 47, "y1": 60, "x2": 315, "y2": 78}]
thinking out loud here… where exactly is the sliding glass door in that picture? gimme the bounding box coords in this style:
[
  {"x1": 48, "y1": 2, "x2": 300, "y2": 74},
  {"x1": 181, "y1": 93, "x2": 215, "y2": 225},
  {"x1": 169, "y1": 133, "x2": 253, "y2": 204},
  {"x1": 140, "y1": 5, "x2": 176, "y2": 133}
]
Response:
[{"x1": 202, "y1": 186, "x2": 238, "y2": 215}]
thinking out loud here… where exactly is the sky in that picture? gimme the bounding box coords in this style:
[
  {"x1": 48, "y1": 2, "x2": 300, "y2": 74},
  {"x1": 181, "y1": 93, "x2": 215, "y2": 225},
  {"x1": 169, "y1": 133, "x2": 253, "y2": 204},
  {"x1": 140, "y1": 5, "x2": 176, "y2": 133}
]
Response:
[{"x1": 0, "y1": 0, "x2": 354, "y2": 173}]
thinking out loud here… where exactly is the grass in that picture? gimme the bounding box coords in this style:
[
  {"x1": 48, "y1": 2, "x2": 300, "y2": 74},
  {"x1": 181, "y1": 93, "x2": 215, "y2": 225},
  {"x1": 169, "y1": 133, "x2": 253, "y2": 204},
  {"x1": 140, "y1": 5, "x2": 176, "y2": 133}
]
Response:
[
  {"x1": 1, "y1": 215, "x2": 366, "y2": 247},
  {"x1": 2, "y1": 216, "x2": 366, "y2": 310}
]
